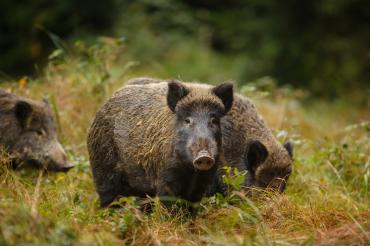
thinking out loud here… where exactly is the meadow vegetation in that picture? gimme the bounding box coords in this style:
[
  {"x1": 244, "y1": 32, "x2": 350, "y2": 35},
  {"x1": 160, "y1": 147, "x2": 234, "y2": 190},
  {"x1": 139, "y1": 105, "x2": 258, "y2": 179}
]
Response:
[{"x1": 0, "y1": 40, "x2": 369, "y2": 245}]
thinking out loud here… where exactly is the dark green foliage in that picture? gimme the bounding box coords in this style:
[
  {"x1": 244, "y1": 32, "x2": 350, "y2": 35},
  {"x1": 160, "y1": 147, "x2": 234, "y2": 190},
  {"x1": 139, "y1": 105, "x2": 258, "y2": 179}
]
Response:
[
  {"x1": 117, "y1": 0, "x2": 370, "y2": 97},
  {"x1": 1, "y1": 0, "x2": 370, "y2": 97},
  {"x1": 0, "y1": 0, "x2": 118, "y2": 75}
]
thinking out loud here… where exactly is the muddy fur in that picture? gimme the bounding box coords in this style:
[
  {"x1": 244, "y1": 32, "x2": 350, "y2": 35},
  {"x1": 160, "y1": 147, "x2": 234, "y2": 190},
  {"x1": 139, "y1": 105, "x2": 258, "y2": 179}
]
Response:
[
  {"x1": 127, "y1": 78, "x2": 293, "y2": 194},
  {"x1": 87, "y1": 81, "x2": 233, "y2": 207},
  {"x1": 0, "y1": 89, "x2": 72, "y2": 171}
]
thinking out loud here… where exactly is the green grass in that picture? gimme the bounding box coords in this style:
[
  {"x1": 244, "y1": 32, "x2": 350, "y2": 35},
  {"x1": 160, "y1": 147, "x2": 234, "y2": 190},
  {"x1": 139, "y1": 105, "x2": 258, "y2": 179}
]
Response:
[{"x1": 0, "y1": 40, "x2": 369, "y2": 245}]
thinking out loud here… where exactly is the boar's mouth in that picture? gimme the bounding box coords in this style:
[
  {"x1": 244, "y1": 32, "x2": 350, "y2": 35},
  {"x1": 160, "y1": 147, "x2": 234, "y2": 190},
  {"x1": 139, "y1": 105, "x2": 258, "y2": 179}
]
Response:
[
  {"x1": 55, "y1": 163, "x2": 74, "y2": 172},
  {"x1": 26, "y1": 159, "x2": 74, "y2": 172},
  {"x1": 27, "y1": 159, "x2": 43, "y2": 169}
]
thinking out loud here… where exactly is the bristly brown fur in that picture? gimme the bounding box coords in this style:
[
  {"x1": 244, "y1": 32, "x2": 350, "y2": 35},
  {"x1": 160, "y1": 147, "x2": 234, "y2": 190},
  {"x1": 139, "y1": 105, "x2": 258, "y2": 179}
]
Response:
[
  {"x1": 0, "y1": 89, "x2": 53, "y2": 148},
  {"x1": 0, "y1": 89, "x2": 71, "y2": 172},
  {"x1": 176, "y1": 90, "x2": 225, "y2": 113},
  {"x1": 96, "y1": 81, "x2": 227, "y2": 176},
  {"x1": 126, "y1": 78, "x2": 293, "y2": 193},
  {"x1": 87, "y1": 80, "x2": 231, "y2": 206}
]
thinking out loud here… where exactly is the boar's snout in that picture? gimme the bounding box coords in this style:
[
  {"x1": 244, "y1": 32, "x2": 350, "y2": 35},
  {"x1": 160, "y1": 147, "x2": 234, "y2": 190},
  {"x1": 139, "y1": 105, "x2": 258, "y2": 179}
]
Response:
[
  {"x1": 47, "y1": 141, "x2": 74, "y2": 172},
  {"x1": 266, "y1": 177, "x2": 287, "y2": 193},
  {"x1": 189, "y1": 136, "x2": 217, "y2": 171},
  {"x1": 59, "y1": 162, "x2": 75, "y2": 172},
  {"x1": 193, "y1": 150, "x2": 215, "y2": 170}
]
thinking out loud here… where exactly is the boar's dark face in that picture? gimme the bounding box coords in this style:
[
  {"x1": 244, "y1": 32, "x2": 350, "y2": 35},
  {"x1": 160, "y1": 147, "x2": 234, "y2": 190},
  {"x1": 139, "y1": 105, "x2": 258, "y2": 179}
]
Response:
[
  {"x1": 245, "y1": 141, "x2": 293, "y2": 193},
  {"x1": 10, "y1": 99, "x2": 74, "y2": 172},
  {"x1": 167, "y1": 81, "x2": 233, "y2": 171}
]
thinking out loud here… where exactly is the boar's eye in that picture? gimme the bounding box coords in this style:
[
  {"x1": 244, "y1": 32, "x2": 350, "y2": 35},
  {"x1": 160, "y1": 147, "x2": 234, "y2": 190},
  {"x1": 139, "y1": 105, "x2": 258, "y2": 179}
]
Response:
[
  {"x1": 185, "y1": 117, "x2": 192, "y2": 124},
  {"x1": 210, "y1": 117, "x2": 220, "y2": 125},
  {"x1": 35, "y1": 130, "x2": 44, "y2": 136}
]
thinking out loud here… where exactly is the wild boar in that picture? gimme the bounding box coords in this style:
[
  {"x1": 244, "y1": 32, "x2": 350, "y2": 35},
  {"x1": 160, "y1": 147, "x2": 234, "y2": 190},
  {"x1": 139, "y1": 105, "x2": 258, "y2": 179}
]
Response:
[
  {"x1": 126, "y1": 78, "x2": 293, "y2": 195},
  {"x1": 87, "y1": 81, "x2": 234, "y2": 207},
  {"x1": 0, "y1": 89, "x2": 73, "y2": 171}
]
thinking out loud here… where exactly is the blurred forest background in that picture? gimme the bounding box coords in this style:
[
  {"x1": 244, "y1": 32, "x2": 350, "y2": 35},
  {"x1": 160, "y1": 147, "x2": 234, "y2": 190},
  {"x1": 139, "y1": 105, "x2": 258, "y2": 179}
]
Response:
[
  {"x1": 1, "y1": 0, "x2": 369, "y2": 101},
  {"x1": 1, "y1": 1, "x2": 370, "y2": 244}
]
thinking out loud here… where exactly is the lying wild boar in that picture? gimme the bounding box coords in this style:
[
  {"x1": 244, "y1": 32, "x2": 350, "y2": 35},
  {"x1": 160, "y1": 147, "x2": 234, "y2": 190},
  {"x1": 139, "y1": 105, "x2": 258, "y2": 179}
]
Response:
[
  {"x1": 87, "y1": 81, "x2": 234, "y2": 207},
  {"x1": 212, "y1": 91, "x2": 293, "y2": 194},
  {"x1": 127, "y1": 78, "x2": 293, "y2": 194},
  {"x1": 0, "y1": 89, "x2": 73, "y2": 171}
]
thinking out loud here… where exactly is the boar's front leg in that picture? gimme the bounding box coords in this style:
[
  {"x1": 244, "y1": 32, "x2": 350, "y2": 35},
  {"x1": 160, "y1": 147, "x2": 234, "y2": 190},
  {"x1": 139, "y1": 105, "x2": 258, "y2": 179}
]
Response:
[
  {"x1": 95, "y1": 171, "x2": 126, "y2": 207},
  {"x1": 183, "y1": 170, "x2": 216, "y2": 215},
  {"x1": 157, "y1": 166, "x2": 187, "y2": 209},
  {"x1": 94, "y1": 162, "x2": 134, "y2": 207}
]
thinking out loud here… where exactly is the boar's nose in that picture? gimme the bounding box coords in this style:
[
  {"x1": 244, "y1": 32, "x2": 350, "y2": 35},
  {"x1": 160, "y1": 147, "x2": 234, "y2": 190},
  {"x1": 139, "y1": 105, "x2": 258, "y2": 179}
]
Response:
[
  {"x1": 46, "y1": 141, "x2": 74, "y2": 172},
  {"x1": 268, "y1": 178, "x2": 286, "y2": 192},
  {"x1": 60, "y1": 163, "x2": 75, "y2": 172},
  {"x1": 193, "y1": 150, "x2": 215, "y2": 171}
]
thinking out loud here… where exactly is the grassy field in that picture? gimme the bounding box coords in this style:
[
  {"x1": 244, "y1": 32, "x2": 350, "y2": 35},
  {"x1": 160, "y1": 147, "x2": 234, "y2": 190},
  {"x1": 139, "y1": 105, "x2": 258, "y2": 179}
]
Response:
[{"x1": 0, "y1": 40, "x2": 369, "y2": 245}]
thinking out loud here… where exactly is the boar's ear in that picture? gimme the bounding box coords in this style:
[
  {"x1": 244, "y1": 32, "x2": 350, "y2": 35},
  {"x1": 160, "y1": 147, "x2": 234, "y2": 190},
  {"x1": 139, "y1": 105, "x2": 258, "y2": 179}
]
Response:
[
  {"x1": 245, "y1": 140, "x2": 268, "y2": 174},
  {"x1": 14, "y1": 101, "x2": 33, "y2": 127},
  {"x1": 167, "y1": 81, "x2": 190, "y2": 112},
  {"x1": 284, "y1": 141, "x2": 293, "y2": 158},
  {"x1": 43, "y1": 97, "x2": 50, "y2": 106},
  {"x1": 212, "y1": 83, "x2": 233, "y2": 114}
]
